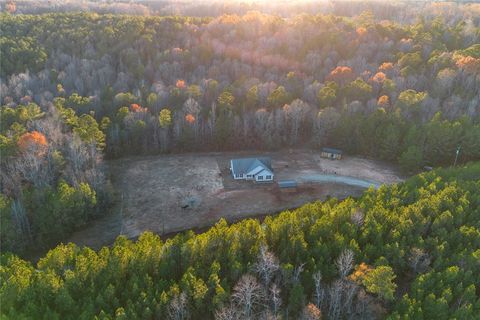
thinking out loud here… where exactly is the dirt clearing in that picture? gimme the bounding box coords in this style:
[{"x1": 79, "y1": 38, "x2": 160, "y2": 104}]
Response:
[{"x1": 68, "y1": 150, "x2": 403, "y2": 249}]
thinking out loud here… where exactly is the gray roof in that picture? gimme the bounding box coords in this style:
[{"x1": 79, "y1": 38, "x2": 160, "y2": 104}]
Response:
[
  {"x1": 278, "y1": 180, "x2": 297, "y2": 188},
  {"x1": 322, "y1": 147, "x2": 342, "y2": 154},
  {"x1": 231, "y1": 157, "x2": 272, "y2": 175}
]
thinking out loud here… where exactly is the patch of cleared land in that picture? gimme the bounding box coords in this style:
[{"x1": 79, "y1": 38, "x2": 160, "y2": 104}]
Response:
[{"x1": 68, "y1": 150, "x2": 404, "y2": 249}]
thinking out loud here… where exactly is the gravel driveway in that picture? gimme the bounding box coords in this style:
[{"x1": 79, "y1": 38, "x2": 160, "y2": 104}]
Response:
[{"x1": 296, "y1": 173, "x2": 381, "y2": 189}]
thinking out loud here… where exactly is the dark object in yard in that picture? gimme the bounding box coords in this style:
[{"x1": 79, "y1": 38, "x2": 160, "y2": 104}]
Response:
[
  {"x1": 285, "y1": 164, "x2": 289, "y2": 168},
  {"x1": 181, "y1": 196, "x2": 201, "y2": 209}
]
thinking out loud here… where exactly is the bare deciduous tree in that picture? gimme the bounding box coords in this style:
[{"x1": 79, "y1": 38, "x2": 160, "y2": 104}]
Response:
[
  {"x1": 328, "y1": 279, "x2": 343, "y2": 320},
  {"x1": 270, "y1": 283, "x2": 282, "y2": 318},
  {"x1": 168, "y1": 292, "x2": 189, "y2": 320},
  {"x1": 314, "y1": 107, "x2": 340, "y2": 147},
  {"x1": 183, "y1": 97, "x2": 200, "y2": 116},
  {"x1": 313, "y1": 271, "x2": 325, "y2": 310},
  {"x1": 253, "y1": 245, "x2": 280, "y2": 287},
  {"x1": 283, "y1": 99, "x2": 311, "y2": 145},
  {"x1": 1, "y1": 160, "x2": 23, "y2": 197},
  {"x1": 335, "y1": 249, "x2": 354, "y2": 279},
  {"x1": 351, "y1": 209, "x2": 365, "y2": 227},
  {"x1": 254, "y1": 108, "x2": 270, "y2": 146},
  {"x1": 64, "y1": 136, "x2": 90, "y2": 185},
  {"x1": 215, "y1": 304, "x2": 238, "y2": 320},
  {"x1": 343, "y1": 280, "x2": 359, "y2": 316},
  {"x1": 11, "y1": 199, "x2": 32, "y2": 244},
  {"x1": 232, "y1": 274, "x2": 265, "y2": 320},
  {"x1": 293, "y1": 263, "x2": 306, "y2": 284},
  {"x1": 14, "y1": 150, "x2": 52, "y2": 189}
]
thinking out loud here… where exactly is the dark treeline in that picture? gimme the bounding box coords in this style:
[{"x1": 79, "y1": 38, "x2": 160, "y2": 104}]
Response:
[{"x1": 1, "y1": 164, "x2": 479, "y2": 319}]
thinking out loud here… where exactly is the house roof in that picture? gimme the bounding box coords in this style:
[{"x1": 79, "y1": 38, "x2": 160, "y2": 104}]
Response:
[
  {"x1": 322, "y1": 147, "x2": 342, "y2": 154},
  {"x1": 247, "y1": 165, "x2": 266, "y2": 176},
  {"x1": 231, "y1": 157, "x2": 272, "y2": 175}
]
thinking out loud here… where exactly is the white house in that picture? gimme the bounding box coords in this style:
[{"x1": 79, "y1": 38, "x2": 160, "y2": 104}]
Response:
[{"x1": 230, "y1": 157, "x2": 274, "y2": 182}]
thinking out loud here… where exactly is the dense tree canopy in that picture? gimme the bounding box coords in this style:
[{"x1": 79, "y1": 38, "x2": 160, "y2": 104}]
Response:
[
  {"x1": 1, "y1": 4, "x2": 480, "y2": 318},
  {"x1": 1, "y1": 163, "x2": 479, "y2": 319},
  {"x1": 1, "y1": 10, "x2": 478, "y2": 167},
  {"x1": 0, "y1": 98, "x2": 111, "y2": 254}
]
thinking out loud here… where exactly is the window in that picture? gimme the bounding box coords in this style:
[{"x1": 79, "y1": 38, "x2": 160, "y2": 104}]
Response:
[
  {"x1": 239, "y1": 173, "x2": 244, "y2": 178},
  {"x1": 258, "y1": 176, "x2": 263, "y2": 180},
  {"x1": 266, "y1": 175, "x2": 272, "y2": 180}
]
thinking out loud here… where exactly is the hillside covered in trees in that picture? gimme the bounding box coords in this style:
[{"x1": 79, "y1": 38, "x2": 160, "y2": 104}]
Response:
[
  {"x1": 1, "y1": 163, "x2": 479, "y2": 319},
  {"x1": 1, "y1": 0, "x2": 480, "y2": 268},
  {"x1": 1, "y1": 2, "x2": 480, "y2": 318},
  {"x1": 1, "y1": 7, "x2": 479, "y2": 165}
]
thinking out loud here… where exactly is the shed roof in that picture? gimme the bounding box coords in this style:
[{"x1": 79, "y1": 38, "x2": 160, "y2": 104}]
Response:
[
  {"x1": 322, "y1": 147, "x2": 342, "y2": 154},
  {"x1": 278, "y1": 180, "x2": 297, "y2": 188}
]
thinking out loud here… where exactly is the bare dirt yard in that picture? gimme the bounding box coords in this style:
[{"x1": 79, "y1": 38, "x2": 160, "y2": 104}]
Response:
[{"x1": 68, "y1": 150, "x2": 404, "y2": 249}]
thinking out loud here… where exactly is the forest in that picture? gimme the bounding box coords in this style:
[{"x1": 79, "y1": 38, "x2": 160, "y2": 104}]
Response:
[
  {"x1": 1, "y1": 163, "x2": 479, "y2": 319},
  {"x1": 1, "y1": 1, "x2": 480, "y2": 318},
  {"x1": 2, "y1": 5, "x2": 480, "y2": 254}
]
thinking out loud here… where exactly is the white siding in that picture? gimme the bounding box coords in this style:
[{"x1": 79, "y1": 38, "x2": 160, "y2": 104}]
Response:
[{"x1": 255, "y1": 170, "x2": 274, "y2": 182}]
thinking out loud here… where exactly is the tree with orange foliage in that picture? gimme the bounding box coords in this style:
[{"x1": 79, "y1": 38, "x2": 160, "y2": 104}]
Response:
[
  {"x1": 185, "y1": 114, "x2": 195, "y2": 124},
  {"x1": 379, "y1": 62, "x2": 393, "y2": 72},
  {"x1": 6, "y1": 1, "x2": 16, "y2": 13},
  {"x1": 371, "y1": 72, "x2": 386, "y2": 83},
  {"x1": 302, "y1": 303, "x2": 322, "y2": 320},
  {"x1": 176, "y1": 79, "x2": 186, "y2": 89},
  {"x1": 17, "y1": 131, "x2": 47, "y2": 154},
  {"x1": 130, "y1": 103, "x2": 146, "y2": 112},
  {"x1": 377, "y1": 95, "x2": 390, "y2": 107},
  {"x1": 328, "y1": 66, "x2": 354, "y2": 86},
  {"x1": 130, "y1": 103, "x2": 140, "y2": 112},
  {"x1": 356, "y1": 27, "x2": 367, "y2": 37},
  {"x1": 456, "y1": 56, "x2": 480, "y2": 74},
  {"x1": 349, "y1": 262, "x2": 372, "y2": 283}
]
